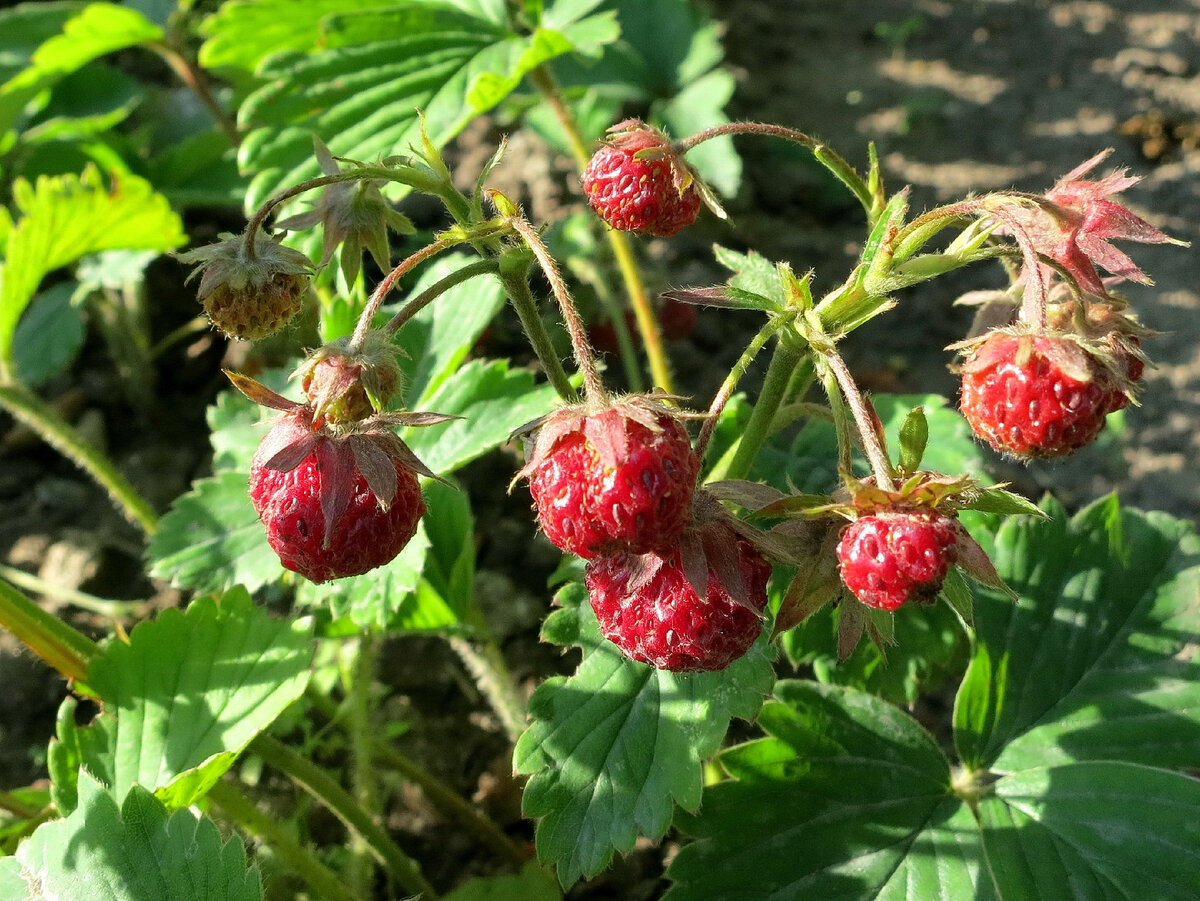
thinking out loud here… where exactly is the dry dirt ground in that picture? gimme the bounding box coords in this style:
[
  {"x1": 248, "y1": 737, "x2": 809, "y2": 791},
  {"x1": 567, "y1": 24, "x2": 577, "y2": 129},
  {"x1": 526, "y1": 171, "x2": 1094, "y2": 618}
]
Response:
[{"x1": 714, "y1": 0, "x2": 1200, "y2": 521}]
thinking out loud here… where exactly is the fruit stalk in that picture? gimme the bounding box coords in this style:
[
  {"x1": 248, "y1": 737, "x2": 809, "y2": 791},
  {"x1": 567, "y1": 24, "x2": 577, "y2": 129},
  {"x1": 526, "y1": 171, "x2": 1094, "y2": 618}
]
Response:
[
  {"x1": 722, "y1": 337, "x2": 806, "y2": 482},
  {"x1": 382, "y1": 258, "x2": 500, "y2": 335},
  {"x1": 695, "y1": 317, "x2": 784, "y2": 462},
  {"x1": 822, "y1": 348, "x2": 895, "y2": 490},
  {"x1": 349, "y1": 235, "x2": 461, "y2": 350}
]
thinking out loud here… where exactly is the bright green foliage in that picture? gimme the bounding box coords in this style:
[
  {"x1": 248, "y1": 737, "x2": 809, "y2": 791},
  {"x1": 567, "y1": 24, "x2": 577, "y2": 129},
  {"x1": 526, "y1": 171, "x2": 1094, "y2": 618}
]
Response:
[
  {"x1": 666, "y1": 500, "x2": 1200, "y2": 900},
  {"x1": 62, "y1": 589, "x2": 313, "y2": 811},
  {"x1": 201, "y1": 0, "x2": 620, "y2": 214},
  {"x1": 0, "y1": 773, "x2": 261, "y2": 901},
  {"x1": 513, "y1": 582, "x2": 776, "y2": 886},
  {"x1": 0, "y1": 166, "x2": 184, "y2": 375}
]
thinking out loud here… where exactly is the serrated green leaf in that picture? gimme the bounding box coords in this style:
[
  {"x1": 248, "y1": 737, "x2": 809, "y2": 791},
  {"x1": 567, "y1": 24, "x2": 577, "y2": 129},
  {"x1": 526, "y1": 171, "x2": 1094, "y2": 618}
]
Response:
[
  {"x1": 70, "y1": 589, "x2": 313, "y2": 810},
  {"x1": 665, "y1": 681, "x2": 971, "y2": 901},
  {"x1": 711, "y1": 244, "x2": 787, "y2": 307},
  {"x1": 233, "y1": 4, "x2": 579, "y2": 216},
  {"x1": 145, "y1": 470, "x2": 281, "y2": 595},
  {"x1": 294, "y1": 518, "x2": 434, "y2": 631},
  {"x1": 979, "y1": 763, "x2": 1200, "y2": 899},
  {"x1": 0, "y1": 166, "x2": 184, "y2": 370},
  {"x1": 404, "y1": 358, "x2": 563, "y2": 476},
  {"x1": 0, "y1": 2, "x2": 160, "y2": 140},
  {"x1": 0, "y1": 3, "x2": 87, "y2": 84},
  {"x1": 964, "y1": 485, "x2": 1044, "y2": 517},
  {"x1": 1, "y1": 773, "x2": 261, "y2": 901},
  {"x1": 513, "y1": 587, "x2": 774, "y2": 886},
  {"x1": 954, "y1": 496, "x2": 1200, "y2": 772}
]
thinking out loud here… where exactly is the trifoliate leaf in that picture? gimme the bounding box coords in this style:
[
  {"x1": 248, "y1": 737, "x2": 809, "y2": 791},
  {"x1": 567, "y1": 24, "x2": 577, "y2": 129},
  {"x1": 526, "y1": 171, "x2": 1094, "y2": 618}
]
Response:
[
  {"x1": 955, "y1": 495, "x2": 1200, "y2": 772},
  {"x1": 513, "y1": 585, "x2": 775, "y2": 886},
  {"x1": 70, "y1": 589, "x2": 313, "y2": 811},
  {"x1": 0, "y1": 772, "x2": 261, "y2": 901}
]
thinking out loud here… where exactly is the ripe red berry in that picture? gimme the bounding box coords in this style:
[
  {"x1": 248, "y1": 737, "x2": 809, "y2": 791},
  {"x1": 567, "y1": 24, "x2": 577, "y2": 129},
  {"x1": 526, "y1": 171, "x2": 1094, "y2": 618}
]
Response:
[
  {"x1": 959, "y1": 331, "x2": 1112, "y2": 458},
  {"x1": 250, "y1": 448, "x2": 424, "y2": 584},
  {"x1": 582, "y1": 144, "x2": 701, "y2": 238},
  {"x1": 585, "y1": 538, "x2": 771, "y2": 672},
  {"x1": 836, "y1": 510, "x2": 958, "y2": 612},
  {"x1": 522, "y1": 402, "x2": 700, "y2": 559}
]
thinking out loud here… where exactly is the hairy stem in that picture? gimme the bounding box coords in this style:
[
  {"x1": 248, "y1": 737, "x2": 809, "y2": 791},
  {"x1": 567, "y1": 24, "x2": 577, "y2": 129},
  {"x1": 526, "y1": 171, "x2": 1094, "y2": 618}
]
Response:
[
  {"x1": 0, "y1": 576, "x2": 97, "y2": 683},
  {"x1": 148, "y1": 40, "x2": 241, "y2": 148},
  {"x1": 507, "y1": 216, "x2": 606, "y2": 402},
  {"x1": 822, "y1": 350, "x2": 895, "y2": 489},
  {"x1": 382, "y1": 259, "x2": 499, "y2": 336},
  {"x1": 674, "y1": 121, "x2": 872, "y2": 214},
  {"x1": 305, "y1": 689, "x2": 528, "y2": 868},
  {"x1": 497, "y1": 265, "x2": 578, "y2": 402},
  {"x1": 251, "y1": 734, "x2": 440, "y2": 900},
  {"x1": 208, "y1": 780, "x2": 360, "y2": 901},
  {"x1": 722, "y1": 338, "x2": 806, "y2": 482},
  {"x1": 347, "y1": 633, "x2": 379, "y2": 896},
  {"x1": 448, "y1": 636, "x2": 527, "y2": 744},
  {"x1": 530, "y1": 65, "x2": 675, "y2": 394},
  {"x1": 0, "y1": 381, "x2": 158, "y2": 535},
  {"x1": 0, "y1": 563, "x2": 147, "y2": 621},
  {"x1": 349, "y1": 236, "x2": 460, "y2": 349},
  {"x1": 695, "y1": 318, "x2": 784, "y2": 462}
]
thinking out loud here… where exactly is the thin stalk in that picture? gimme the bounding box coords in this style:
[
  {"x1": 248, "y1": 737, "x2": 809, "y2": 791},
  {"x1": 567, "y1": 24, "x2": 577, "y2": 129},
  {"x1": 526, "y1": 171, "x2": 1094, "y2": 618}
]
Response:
[
  {"x1": 0, "y1": 576, "x2": 97, "y2": 683},
  {"x1": 148, "y1": 40, "x2": 240, "y2": 148},
  {"x1": 822, "y1": 350, "x2": 895, "y2": 490},
  {"x1": 305, "y1": 688, "x2": 527, "y2": 868},
  {"x1": 722, "y1": 338, "x2": 805, "y2": 482},
  {"x1": 250, "y1": 734, "x2": 440, "y2": 901},
  {"x1": 383, "y1": 259, "x2": 499, "y2": 336},
  {"x1": 0, "y1": 563, "x2": 147, "y2": 620},
  {"x1": 529, "y1": 65, "x2": 674, "y2": 394},
  {"x1": 207, "y1": 780, "x2": 359, "y2": 901},
  {"x1": 0, "y1": 790, "x2": 43, "y2": 820},
  {"x1": 695, "y1": 318, "x2": 784, "y2": 462},
  {"x1": 0, "y1": 381, "x2": 158, "y2": 535},
  {"x1": 674, "y1": 122, "x2": 872, "y2": 214},
  {"x1": 448, "y1": 636, "x2": 527, "y2": 744},
  {"x1": 497, "y1": 266, "x2": 578, "y2": 401},
  {"x1": 507, "y1": 216, "x2": 606, "y2": 402},
  {"x1": 350, "y1": 236, "x2": 460, "y2": 349},
  {"x1": 347, "y1": 634, "x2": 379, "y2": 897}
]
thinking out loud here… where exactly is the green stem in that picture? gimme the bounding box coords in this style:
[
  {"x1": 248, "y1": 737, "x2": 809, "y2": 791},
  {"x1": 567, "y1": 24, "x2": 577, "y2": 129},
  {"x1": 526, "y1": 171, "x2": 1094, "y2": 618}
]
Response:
[
  {"x1": 148, "y1": 40, "x2": 240, "y2": 148},
  {"x1": 674, "y1": 121, "x2": 873, "y2": 215},
  {"x1": 0, "y1": 563, "x2": 147, "y2": 620},
  {"x1": 383, "y1": 259, "x2": 499, "y2": 337},
  {"x1": 250, "y1": 734, "x2": 440, "y2": 901},
  {"x1": 722, "y1": 338, "x2": 805, "y2": 482},
  {"x1": 822, "y1": 350, "x2": 895, "y2": 489},
  {"x1": 0, "y1": 576, "x2": 97, "y2": 683},
  {"x1": 305, "y1": 689, "x2": 527, "y2": 868},
  {"x1": 347, "y1": 634, "x2": 379, "y2": 896},
  {"x1": 349, "y1": 236, "x2": 461, "y2": 350},
  {"x1": 207, "y1": 780, "x2": 360, "y2": 901},
  {"x1": 498, "y1": 257, "x2": 579, "y2": 402},
  {"x1": 529, "y1": 65, "x2": 674, "y2": 394},
  {"x1": 448, "y1": 636, "x2": 527, "y2": 744},
  {"x1": 507, "y1": 216, "x2": 606, "y2": 403},
  {"x1": 0, "y1": 381, "x2": 159, "y2": 535},
  {"x1": 695, "y1": 318, "x2": 784, "y2": 462}
]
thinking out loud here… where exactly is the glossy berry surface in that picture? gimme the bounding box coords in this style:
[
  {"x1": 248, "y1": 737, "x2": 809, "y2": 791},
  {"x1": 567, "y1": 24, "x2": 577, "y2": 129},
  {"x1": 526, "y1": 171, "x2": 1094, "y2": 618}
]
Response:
[
  {"x1": 250, "y1": 451, "x2": 424, "y2": 583},
  {"x1": 582, "y1": 145, "x2": 701, "y2": 237},
  {"x1": 960, "y1": 333, "x2": 1110, "y2": 458},
  {"x1": 585, "y1": 539, "x2": 771, "y2": 672},
  {"x1": 837, "y1": 511, "x2": 958, "y2": 611},
  {"x1": 528, "y1": 410, "x2": 699, "y2": 559}
]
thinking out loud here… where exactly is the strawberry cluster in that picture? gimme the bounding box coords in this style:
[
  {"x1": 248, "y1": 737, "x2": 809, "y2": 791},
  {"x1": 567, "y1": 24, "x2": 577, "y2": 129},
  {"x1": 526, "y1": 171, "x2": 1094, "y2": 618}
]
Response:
[{"x1": 518, "y1": 397, "x2": 772, "y2": 672}]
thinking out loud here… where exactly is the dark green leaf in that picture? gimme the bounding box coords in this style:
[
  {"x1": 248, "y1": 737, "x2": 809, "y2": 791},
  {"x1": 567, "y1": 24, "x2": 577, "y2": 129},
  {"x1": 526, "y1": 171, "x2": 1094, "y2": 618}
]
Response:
[
  {"x1": 954, "y1": 496, "x2": 1200, "y2": 772},
  {"x1": 11, "y1": 280, "x2": 83, "y2": 386},
  {"x1": 665, "y1": 682, "x2": 973, "y2": 901}
]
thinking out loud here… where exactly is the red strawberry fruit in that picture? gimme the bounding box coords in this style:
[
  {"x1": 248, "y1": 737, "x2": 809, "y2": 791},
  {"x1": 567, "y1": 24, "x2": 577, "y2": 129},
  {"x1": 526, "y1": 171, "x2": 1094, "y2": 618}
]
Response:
[
  {"x1": 250, "y1": 442, "x2": 425, "y2": 584},
  {"x1": 959, "y1": 330, "x2": 1112, "y2": 458},
  {"x1": 836, "y1": 510, "x2": 958, "y2": 612},
  {"x1": 581, "y1": 122, "x2": 701, "y2": 238},
  {"x1": 519, "y1": 398, "x2": 700, "y2": 559},
  {"x1": 585, "y1": 536, "x2": 771, "y2": 672}
]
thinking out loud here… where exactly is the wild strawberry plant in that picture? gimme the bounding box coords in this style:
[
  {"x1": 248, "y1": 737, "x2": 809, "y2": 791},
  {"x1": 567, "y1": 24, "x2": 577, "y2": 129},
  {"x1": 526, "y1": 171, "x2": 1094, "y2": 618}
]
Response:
[{"x1": 0, "y1": 2, "x2": 1197, "y2": 900}]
